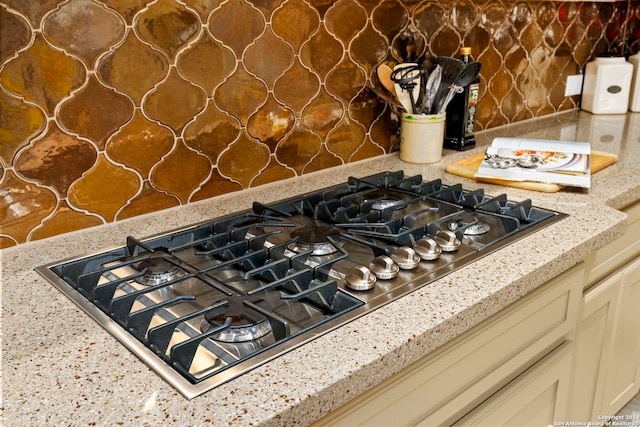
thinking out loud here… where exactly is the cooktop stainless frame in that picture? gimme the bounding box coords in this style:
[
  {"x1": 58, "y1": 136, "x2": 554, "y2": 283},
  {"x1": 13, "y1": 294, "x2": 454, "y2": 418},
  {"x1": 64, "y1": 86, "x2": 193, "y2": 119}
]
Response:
[{"x1": 35, "y1": 182, "x2": 568, "y2": 400}]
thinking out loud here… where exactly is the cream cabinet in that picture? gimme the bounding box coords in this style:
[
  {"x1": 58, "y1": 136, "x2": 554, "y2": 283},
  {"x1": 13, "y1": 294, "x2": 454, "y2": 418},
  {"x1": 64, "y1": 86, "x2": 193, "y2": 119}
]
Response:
[
  {"x1": 452, "y1": 342, "x2": 573, "y2": 426},
  {"x1": 569, "y1": 200, "x2": 640, "y2": 420},
  {"x1": 312, "y1": 264, "x2": 583, "y2": 427}
]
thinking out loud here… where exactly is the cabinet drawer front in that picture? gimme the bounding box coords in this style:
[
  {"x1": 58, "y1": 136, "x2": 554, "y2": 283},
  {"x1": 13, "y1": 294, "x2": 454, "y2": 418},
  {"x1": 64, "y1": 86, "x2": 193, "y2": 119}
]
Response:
[{"x1": 452, "y1": 342, "x2": 573, "y2": 426}]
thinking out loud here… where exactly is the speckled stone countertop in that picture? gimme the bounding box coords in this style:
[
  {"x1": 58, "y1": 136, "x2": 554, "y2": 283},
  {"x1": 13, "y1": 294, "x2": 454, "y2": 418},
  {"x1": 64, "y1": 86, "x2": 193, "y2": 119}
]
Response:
[{"x1": 3, "y1": 110, "x2": 640, "y2": 426}]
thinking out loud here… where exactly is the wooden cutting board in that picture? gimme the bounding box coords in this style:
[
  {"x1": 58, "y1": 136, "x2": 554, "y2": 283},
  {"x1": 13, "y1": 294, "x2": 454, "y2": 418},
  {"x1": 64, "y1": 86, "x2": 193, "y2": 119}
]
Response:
[{"x1": 445, "y1": 150, "x2": 618, "y2": 192}]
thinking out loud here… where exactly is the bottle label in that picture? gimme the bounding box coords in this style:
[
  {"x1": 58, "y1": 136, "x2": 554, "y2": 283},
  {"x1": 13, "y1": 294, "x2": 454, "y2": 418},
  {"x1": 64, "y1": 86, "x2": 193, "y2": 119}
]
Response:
[{"x1": 465, "y1": 83, "x2": 480, "y2": 137}]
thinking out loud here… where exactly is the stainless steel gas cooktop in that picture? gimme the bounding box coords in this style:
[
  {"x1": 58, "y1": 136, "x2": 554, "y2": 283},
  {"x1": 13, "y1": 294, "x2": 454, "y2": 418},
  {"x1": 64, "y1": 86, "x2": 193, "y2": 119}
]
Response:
[{"x1": 35, "y1": 171, "x2": 566, "y2": 399}]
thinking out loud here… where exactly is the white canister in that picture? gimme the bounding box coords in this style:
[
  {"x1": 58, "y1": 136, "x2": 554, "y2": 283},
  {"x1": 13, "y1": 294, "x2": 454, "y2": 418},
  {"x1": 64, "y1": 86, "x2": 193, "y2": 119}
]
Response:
[
  {"x1": 399, "y1": 113, "x2": 445, "y2": 163},
  {"x1": 581, "y1": 54, "x2": 633, "y2": 114},
  {"x1": 629, "y1": 52, "x2": 640, "y2": 112}
]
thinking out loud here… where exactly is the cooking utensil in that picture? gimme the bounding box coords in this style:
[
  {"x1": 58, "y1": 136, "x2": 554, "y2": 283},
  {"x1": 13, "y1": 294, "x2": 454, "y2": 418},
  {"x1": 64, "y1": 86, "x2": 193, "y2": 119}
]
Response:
[
  {"x1": 432, "y1": 57, "x2": 466, "y2": 113},
  {"x1": 420, "y1": 63, "x2": 441, "y2": 114},
  {"x1": 437, "y1": 61, "x2": 481, "y2": 114},
  {"x1": 370, "y1": 84, "x2": 404, "y2": 111},
  {"x1": 377, "y1": 63, "x2": 397, "y2": 97},
  {"x1": 391, "y1": 63, "x2": 423, "y2": 114}
]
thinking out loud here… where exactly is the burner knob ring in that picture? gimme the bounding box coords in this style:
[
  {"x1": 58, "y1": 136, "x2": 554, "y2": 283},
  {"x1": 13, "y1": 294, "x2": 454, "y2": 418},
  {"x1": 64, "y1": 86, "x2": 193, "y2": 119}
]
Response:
[
  {"x1": 391, "y1": 246, "x2": 421, "y2": 270},
  {"x1": 346, "y1": 265, "x2": 377, "y2": 291},
  {"x1": 434, "y1": 230, "x2": 461, "y2": 252},
  {"x1": 414, "y1": 238, "x2": 442, "y2": 260},
  {"x1": 369, "y1": 255, "x2": 400, "y2": 280}
]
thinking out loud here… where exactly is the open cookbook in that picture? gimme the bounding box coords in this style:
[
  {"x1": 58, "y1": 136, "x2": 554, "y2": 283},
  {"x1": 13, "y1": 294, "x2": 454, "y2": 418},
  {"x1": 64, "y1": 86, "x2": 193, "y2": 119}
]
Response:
[{"x1": 474, "y1": 137, "x2": 591, "y2": 188}]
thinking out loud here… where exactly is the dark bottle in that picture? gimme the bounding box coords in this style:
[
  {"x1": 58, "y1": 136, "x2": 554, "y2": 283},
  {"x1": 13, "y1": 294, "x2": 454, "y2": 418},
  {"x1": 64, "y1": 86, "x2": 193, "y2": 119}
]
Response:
[{"x1": 444, "y1": 47, "x2": 479, "y2": 151}]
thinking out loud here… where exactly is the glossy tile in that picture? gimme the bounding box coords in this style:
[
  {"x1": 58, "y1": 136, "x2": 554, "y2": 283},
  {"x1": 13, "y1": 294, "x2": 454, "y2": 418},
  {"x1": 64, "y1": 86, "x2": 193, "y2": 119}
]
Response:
[
  {"x1": 68, "y1": 154, "x2": 140, "y2": 221},
  {"x1": 29, "y1": 200, "x2": 104, "y2": 241},
  {"x1": 0, "y1": 170, "x2": 57, "y2": 244},
  {"x1": 0, "y1": 5, "x2": 31, "y2": 64},
  {"x1": 217, "y1": 132, "x2": 271, "y2": 187},
  {"x1": 43, "y1": 0, "x2": 125, "y2": 67},
  {"x1": 106, "y1": 110, "x2": 174, "y2": 178},
  {"x1": 143, "y1": 69, "x2": 207, "y2": 132},
  {"x1": 149, "y1": 140, "x2": 211, "y2": 203},
  {"x1": 14, "y1": 123, "x2": 98, "y2": 197},
  {"x1": 58, "y1": 75, "x2": 134, "y2": 149},
  {"x1": 135, "y1": 0, "x2": 200, "y2": 61},
  {"x1": 0, "y1": 34, "x2": 86, "y2": 115},
  {"x1": 97, "y1": 31, "x2": 170, "y2": 105},
  {"x1": 0, "y1": 90, "x2": 46, "y2": 166}
]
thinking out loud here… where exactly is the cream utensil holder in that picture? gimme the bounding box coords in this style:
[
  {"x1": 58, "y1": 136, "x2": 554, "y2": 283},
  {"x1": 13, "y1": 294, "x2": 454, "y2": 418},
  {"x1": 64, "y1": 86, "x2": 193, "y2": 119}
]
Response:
[{"x1": 399, "y1": 113, "x2": 446, "y2": 163}]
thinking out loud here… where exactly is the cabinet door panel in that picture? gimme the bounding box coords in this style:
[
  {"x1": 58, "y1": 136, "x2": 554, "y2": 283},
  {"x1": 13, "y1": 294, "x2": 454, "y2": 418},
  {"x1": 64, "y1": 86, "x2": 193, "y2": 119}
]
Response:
[
  {"x1": 569, "y1": 272, "x2": 620, "y2": 420},
  {"x1": 601, "y1": 257, "x2": 640, "y2": 414}
]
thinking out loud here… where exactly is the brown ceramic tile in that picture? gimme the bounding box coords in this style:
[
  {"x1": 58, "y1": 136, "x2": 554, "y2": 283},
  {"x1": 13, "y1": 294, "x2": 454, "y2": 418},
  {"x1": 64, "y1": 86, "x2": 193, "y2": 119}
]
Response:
[
  {"x1": 100, "y1": 0, "x2": 154, "y2": 24},
  {"x1": 97, "y1": 31, "x2": 170, "y2": 105},
  {"x1": 370, "y1": 114, "x2": 396, "y2": 152},
  {"x1": 43, "y1": 0, "x2": 125, "y2": 67},
  {"x1": 351, "y1": 23, "x2": 390, "y2": 68},
  {"x1": 326, "y1": 59, "x2": 366, "y2": 101},
  {"x1": 307, "y1": 0, "x2": 333, "y2": 18},
  {"x1": 301, "y1": 89, "x2": 343, "y2": 138},
  {"x1": 14, "y1": 123, "x2": 98, "y2": 197},
  {"x1": 273, "y1": 60, "x2": 320, "y2": 111},
  {"x1": 244, "y1": 27, "x2": 295, "y2": 88},
  {"x1": 0, "y1": 236, "x2": 17, "y2": 249},
  {"x1": 116, "y1": 181, "x2": 180, "y2": 220},
  {"x1": 29, "y1": 200, "x2": 104, "y2": 241},
  {"x1": 178, "y1": 0, "x2": 220, "y2": 21},
  {"x1": 214, "y1": 67, "x2": 268, "y2": 124},
  {"x1": 302, "y1": 144, "x2": 342, "y2": 174},
  {"x1": 143, "y1": 69, "x2": 207, "y2": 132},
  {"x1": 176, "y1": 32, "x2": 235, "y2": 95},
  {"x1": 249, "y1": 0, "x2": 286, "y2": 17},
  {"x1": 325, "y1": 0, "x2": 367, "y2": 44},
  {"x1": 0, "y1": 5, "x2": 31, "y2": 64},
  {"x1": 191, "y1": 169, "x2": 243, "y2": 202},
  {"x1": 351, "y1": 136, "x2": 385, "y2": 161},
  {"x1": 135, "y1": 0, "x2": 200, "y2": 60},
  {"x1": 217, "y1": 132, "x2": 270, "y2": 188},
  {"x1": 272, "y1": 0, "x2": 320, "y2": 51},
  {"x1": 208, "y1": 0, "x2": 265, "y2": 57},
  {"x1": 106, "y1": 110, "x2": 174, "y2": 178},
  {"x1": 0, "y1": 170, "x2": 57, "y2": 244},
  {"x1": 372, "y1": 0, "x2": 408, "y2": 40},
  {"x1": 0, "y1": 90, "x2": 46, "y2": 165},
  {"x1": 183, "y1": 100, "x2": 241, "y2": 162},
  {"x1": 0, "y1": 34, "x2": 86, "y2": 115},
  {"x1": 58, "y1": 76, "x2": 134, "y2": 149},
  {"x1": 326, "y1": 118, "x2": 367, "y2": 162},
  {"x1": 1, "y1": 0, "x2": 65, "y2": 27},
  {"x1": 251, "y1": 158, "x2": 296, "y2": 187},
  {"x1": 275, "y1": 126, "x2": 322, "y2": 174},
  {"x1": 68, "y1": 154, "x2": 141, "y2": 221},
  {"x1": 349, "y1": 90, "x2": 386, "y2": 131},
  {"x1": 246, "y1": 95, "x2": 295, "y2": 151},
  {"x1": 300, "y1": 27, "x2": 343, "y2": 79},
  {"x1": 150, "y1": 140, "x2": 211, "y2": 203}
]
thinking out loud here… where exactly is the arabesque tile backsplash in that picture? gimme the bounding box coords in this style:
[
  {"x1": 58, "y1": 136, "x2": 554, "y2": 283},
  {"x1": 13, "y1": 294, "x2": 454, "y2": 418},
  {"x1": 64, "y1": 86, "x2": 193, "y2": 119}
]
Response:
[{"x1": 1, "y1": 0, "x2": 639, "y2": 248}]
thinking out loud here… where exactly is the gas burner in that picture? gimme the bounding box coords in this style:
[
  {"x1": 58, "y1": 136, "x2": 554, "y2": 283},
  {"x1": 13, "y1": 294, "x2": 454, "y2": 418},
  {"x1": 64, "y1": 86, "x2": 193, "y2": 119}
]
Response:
[
  {"x1": 364, "y1": 190, "x2": 408, "y2": 211},
  {"x1": 288, "y1": 225, "x2": 343, "y2": 255},
  {"x1": 448, "y1": 215, "x2": 491, "y2": 236},
  {"x1": 135, "y1": 256, "x2": 186, "y2": 285},
  {"x1": 201, "y1": 297, "x2": 273, "y2": 343}
]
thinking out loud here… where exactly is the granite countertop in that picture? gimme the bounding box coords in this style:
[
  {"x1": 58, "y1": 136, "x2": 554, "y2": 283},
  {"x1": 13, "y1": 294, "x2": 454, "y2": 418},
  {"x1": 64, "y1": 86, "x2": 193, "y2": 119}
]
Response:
[{"x1": 3, "y1": 110, "x2": 640, "y2": 426}]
